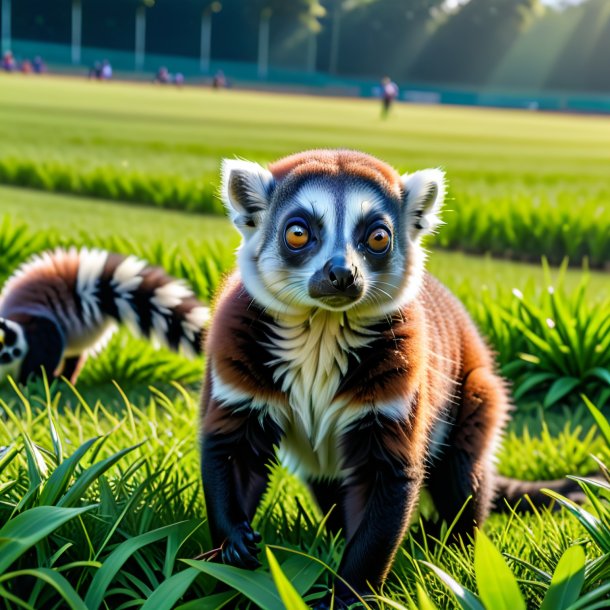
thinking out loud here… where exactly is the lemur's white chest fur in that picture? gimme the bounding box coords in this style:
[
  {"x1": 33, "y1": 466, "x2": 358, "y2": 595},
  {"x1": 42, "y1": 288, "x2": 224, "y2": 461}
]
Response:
[
  {"x1": 265, "y1": 310, "x2": 375, "y2": 478},
  {"x1": 216, "y1": 152, "x2": 446, "y2": 479}
]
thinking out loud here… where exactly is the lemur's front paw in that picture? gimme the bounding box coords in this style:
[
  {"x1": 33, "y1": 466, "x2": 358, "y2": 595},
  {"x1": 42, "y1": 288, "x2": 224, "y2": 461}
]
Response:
[{"x1": 221, "y1": 521, "x2": 262, "y2": 569}]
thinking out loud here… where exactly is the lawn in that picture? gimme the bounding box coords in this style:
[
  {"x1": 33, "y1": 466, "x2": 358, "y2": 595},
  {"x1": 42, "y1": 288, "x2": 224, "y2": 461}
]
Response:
[
  {"x1": 1, "y1": 74, "x2": 609, "y2": 265},
  {"x1": 3, "y1": 75, "x2": 609, "y2": 185},
  {"x1": 0, "y1": 77, "x2": 609, "y2": 609},
  {"x1": 1, "y1": 185, "x2": 608, "y2": 298}
]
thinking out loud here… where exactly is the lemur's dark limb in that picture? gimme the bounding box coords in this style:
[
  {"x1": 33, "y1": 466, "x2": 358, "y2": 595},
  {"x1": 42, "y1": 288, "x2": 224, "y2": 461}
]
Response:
[
  {"x1": 61, "y1": 354, "x2": 88, "y2": 385},
  {"x1": 309, "y1": 479, "x2": 345, "y2": 536},
  {"x1": 201, "y1": 396, "x2": 281, "y2": 569},
  {"x1": 426, "y1": 367, "x2": 506, "y2": 541},
  {"x1": 334, "y1": 414, "x2": 425, "y2": 600},
  {"x1": 494, "y1": 475, "x2": 591, "y2": 511},
  {"x1": 18, "y1": 317, "x2": 64, "y2": 384}
]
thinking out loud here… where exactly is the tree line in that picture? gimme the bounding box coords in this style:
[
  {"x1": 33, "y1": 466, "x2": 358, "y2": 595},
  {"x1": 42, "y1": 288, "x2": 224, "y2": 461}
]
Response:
[{"x1": 6, "y1": 0, "x2": 610, "y2": 92}]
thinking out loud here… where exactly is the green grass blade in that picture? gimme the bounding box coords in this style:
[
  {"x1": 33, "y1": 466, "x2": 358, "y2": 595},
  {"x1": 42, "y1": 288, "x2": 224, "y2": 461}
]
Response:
[
  {"x1": 474, "y1": 530, "x2": 525, "y2": 610},
  {"x1": 0, "y1": 506, "x2": 93, "y2": 573},
  {"x1": 84, "y1": 521, "x2": 192, "y2": 610},
  {"x1": 38, "y1": 437, "x2": 100, "y2": 506},
  {"x1": 175, "y1": 590, "x2": 238, "y2": 610},
  {"x1": 266, "y1": 547, "x2": 309, "y2": 610},
  {"x1": 270, "y1": 549, "x2": 324, "y2": 596},
  {"x1": 543, "y1": 378, "x2": 581, "y2": 409},
  {"x1": 182, "y1": 559, "x2": 284, "y2": 610},
  {"x1": 0, "y1": 444, "x2": 20, "y2": 476},
  {"x1": 139, "y1": 568, "x2": 200, "y2": 610},
  {"x1": 58, "y1": 441, "x2": 143, "y2": 507},
  {"x1": 417, "y1": 583, "x2": 440, "y2": 610},
  {"x1": 0, "y1": 568, "x2": 87, "y2": 610},
  {"x1": 422, "y1": 561, "x2": 485, "y2": 610},
  {"x1": 540, "y1": 545, "x2": 585, "y2": 610},
  {"x1": 582, "y1": 395, "x2": 610, "y2": 446},
  {"x1": 0, "y1": 583, "x2": 36, "y2": 609}
]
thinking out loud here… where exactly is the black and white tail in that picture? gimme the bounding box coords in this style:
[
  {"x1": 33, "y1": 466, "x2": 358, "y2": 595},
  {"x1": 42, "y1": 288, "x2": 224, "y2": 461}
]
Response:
[
  {"x1": 79, "y1": 248, "x2": 210, "y2": 356},
  {"x1": 0, "y1": 247, "x2": 210, "y2": 384}
]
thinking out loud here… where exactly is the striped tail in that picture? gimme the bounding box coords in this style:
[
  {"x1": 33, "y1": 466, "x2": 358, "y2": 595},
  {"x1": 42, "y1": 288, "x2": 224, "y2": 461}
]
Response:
[{"x1": 77, "y1": 249, "x2": 210, "y2": 356}]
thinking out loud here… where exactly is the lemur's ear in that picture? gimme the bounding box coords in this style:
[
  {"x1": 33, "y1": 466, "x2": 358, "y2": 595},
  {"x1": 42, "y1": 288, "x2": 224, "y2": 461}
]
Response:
[
  {"x1": 221, "y1": 159, "x2": 274, "y2": 237},
  {"x1": 401, "y1": 169, "x2": 445, "y2": 238}
]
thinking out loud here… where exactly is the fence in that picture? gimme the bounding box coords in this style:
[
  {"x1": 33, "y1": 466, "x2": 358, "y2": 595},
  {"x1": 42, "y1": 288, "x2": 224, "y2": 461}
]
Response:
[{"x1": 7, "y1": 38, "x2": 610, "y2": 114}]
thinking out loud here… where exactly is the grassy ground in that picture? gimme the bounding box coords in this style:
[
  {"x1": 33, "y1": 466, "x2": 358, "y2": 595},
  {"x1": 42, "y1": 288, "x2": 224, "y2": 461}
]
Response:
[
  {"x1": 0, "y1": 191, "x2": 608, "y2": 609},
  {"x1": 3, "y1": 75, "x2": 609, "y2": 188},
  {"x1": 1, "y1": 77, "x2": 609, "y2": 608},
  {"x1": 1, "y1": 74, "x2": 610, "y2": 265},
  {"x1": 0, "y1": 185, "x2": 229, "y2": 244},
  {"x1": 1, "y1": 185, "x2": 608, "y2": 298}
]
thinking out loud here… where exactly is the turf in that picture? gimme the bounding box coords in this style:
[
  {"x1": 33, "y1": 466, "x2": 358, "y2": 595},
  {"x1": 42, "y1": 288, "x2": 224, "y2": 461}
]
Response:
[
  {"x1": 0, "y1": 185, "x2": 231, "y2": 245},
  {"x1": 1, "y1": 76, "x2": 609, "y2": 609},
  {"x1": 1, "y1": 185, "x2": 607, "y2": 298},
  {"x1": 2, "y1": 75, "x2": 609, "y2": 187},
  {"x1": 1, "y1": 74, "x2": 610, "y2": 265}
]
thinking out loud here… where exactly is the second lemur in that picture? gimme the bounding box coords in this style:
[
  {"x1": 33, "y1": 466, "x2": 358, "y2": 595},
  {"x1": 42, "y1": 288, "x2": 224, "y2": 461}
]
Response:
[{"x1": 0, "y1": 247, "x2": 209, "y2": 384}]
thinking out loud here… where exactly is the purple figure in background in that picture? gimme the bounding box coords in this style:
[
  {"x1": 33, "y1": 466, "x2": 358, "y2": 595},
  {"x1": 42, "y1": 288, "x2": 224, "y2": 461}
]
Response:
[{"x1": 380, "y1": 76, "x2": 399, "y2": 118}]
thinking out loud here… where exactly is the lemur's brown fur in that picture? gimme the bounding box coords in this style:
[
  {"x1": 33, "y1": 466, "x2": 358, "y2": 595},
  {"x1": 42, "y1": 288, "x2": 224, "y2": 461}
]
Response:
[{"x1": 200, "y1": 150, "x2": 512, "y2": 608}]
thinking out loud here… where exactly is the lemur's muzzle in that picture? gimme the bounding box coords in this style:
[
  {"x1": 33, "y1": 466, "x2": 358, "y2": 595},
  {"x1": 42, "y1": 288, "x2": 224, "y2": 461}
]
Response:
[{"x1": 308, "y1": 256, "x2": 363, "y2": 305}]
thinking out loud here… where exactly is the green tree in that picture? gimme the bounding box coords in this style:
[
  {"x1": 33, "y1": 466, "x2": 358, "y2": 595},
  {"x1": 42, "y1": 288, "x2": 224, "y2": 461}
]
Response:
[
  {"x1": 410, "y1": 0, "x2": 543, "y2": 86},
  {"x1": 244, "y1": 0, "x2": 325, "y2": 77},
  {"x1": 338, "y1": 0, "x2": 447, "y2": 78},
  {"x1": 546, "y1": 0, "x2": 610, "y2": 91}
]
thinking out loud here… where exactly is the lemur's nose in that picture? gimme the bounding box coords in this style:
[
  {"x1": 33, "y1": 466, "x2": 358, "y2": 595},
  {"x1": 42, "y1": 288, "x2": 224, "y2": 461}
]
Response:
[{"x1": 326, "y1": 256, "x2": 356, "y2": 291}]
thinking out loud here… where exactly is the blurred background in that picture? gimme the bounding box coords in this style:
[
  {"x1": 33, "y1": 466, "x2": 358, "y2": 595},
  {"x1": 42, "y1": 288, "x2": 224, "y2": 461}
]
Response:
[{"x1": 3, "y1": 0, "x2": 610, "y2": 111}]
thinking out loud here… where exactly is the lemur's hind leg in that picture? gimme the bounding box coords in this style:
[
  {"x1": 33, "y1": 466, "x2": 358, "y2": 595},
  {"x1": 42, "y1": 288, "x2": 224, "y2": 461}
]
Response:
[
  {"x1": 18, "y1": 317, "x2": 65, "y2": 384},
  {"x1": 61, "y1": 354, "x2": 88, "y2": 384},
  {"x1": 426, "y1": 367, "x2": 509, "y2": 541},
  {"x1": 309, "y1": 479, "x2": 345, "y2": 535}
]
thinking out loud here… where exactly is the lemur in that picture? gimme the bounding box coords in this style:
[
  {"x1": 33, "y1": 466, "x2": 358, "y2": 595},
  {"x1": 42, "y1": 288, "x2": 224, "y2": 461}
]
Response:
[
  {"x1": 0, "y1": 247, "x2": 209, "y2": 385},
  {"x1": 200, "y1": 149, "x2": 513, "y2": 608}
]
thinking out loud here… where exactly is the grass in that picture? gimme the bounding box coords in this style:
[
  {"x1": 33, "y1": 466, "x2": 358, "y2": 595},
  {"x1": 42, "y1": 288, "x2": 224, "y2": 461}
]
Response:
[
  {"x1": 1, "y1": 75, "x2": 610, "y2": 266},
  {"x1": 0, "y1": 204, "x2": 608, "y2": 608},
  {"x1": 0, "y1": 380, "x2": 608, "y2": 609},
  {"x1": 0, "y1": 186, "x2": 608, "y2": 298},
  {"x1": 0, "y1": 186, "x2": 232, "y2": 246},
  {"x1": 0, "y1": 75, "x2": 609, "y2": 608}
]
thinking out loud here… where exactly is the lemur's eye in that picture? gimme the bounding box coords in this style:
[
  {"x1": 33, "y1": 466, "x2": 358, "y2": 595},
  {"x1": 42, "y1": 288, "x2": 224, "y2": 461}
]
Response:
[
  {"x1": 285, "y1": 220, "x2": 310, "y2": 250},
  {"x1": 366, "y1": 226, "x2": 391, "y2": 253}
]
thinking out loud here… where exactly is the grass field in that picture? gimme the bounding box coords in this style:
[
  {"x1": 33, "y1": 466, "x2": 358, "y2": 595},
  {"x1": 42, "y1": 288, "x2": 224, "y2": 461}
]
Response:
[
  {"x1": 3, "y1": 75, "x2": 609, "y2": 184},
  {"x1": 1, "y1": 75, "x2": 610, "y2": 609},
  {"x1": 1, "y1": 74, "x2": 609, "y2": 265},
  {"x1": 2, "y1": 185, "x2": 608, "y2": 297}
]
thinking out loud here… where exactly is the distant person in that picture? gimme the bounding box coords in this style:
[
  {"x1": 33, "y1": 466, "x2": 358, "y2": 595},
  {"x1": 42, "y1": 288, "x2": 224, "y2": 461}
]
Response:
[
  {"x1": 89, "y1": 61, "x2": 102, "y2": 80},
  {"x1": 2, "y1": 50, "x2": 16, "y2": 72},
  {"x1": 33, "y1": 56, "x2": 46, "y2": 74},
  {"x1": 154, "y1": 66, "x2": 171, "y2": 84},
  {"x1": 212, "y1": 69, "x2": 226, "y2": 89},
  {"x1": 174, "y1": 72, "x2": 184, "y2": 87},
  {"x1": 380, "y1": 76, "x2": 399, "y2": 118},
  {"x1": 101, "y1": 60, "x2": 112, "y2": 80},
  {"x1": 20, "y1": 59, "x2": 33, "y2": 74}
]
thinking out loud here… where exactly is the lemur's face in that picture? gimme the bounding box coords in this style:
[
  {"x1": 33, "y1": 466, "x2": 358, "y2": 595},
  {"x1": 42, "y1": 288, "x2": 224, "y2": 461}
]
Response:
[
  {"x1": 222, "y1": 151, "x2": 444, "y2": 317},
  {"x1": 0, "y1": 318, "x2": 26, "y2": 379}
]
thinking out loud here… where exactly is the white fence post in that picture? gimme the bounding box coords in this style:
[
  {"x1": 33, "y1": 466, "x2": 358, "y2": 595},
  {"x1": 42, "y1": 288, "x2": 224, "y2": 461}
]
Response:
[
  {"x1": 71, "y1": 0, "x2": 82, "y2": 65},
  {"x1": 1, "y1": 0, "x2": 11, "y2": 53},
  {"x1": 135, "y1": 5, "x2": 146, "y2": 71}
]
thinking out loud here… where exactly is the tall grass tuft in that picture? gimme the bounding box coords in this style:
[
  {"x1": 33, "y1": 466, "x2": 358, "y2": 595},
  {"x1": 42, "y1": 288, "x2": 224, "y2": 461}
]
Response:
[{"x1": 0, "y1": 158, "x2": 224, "y2": 215}]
